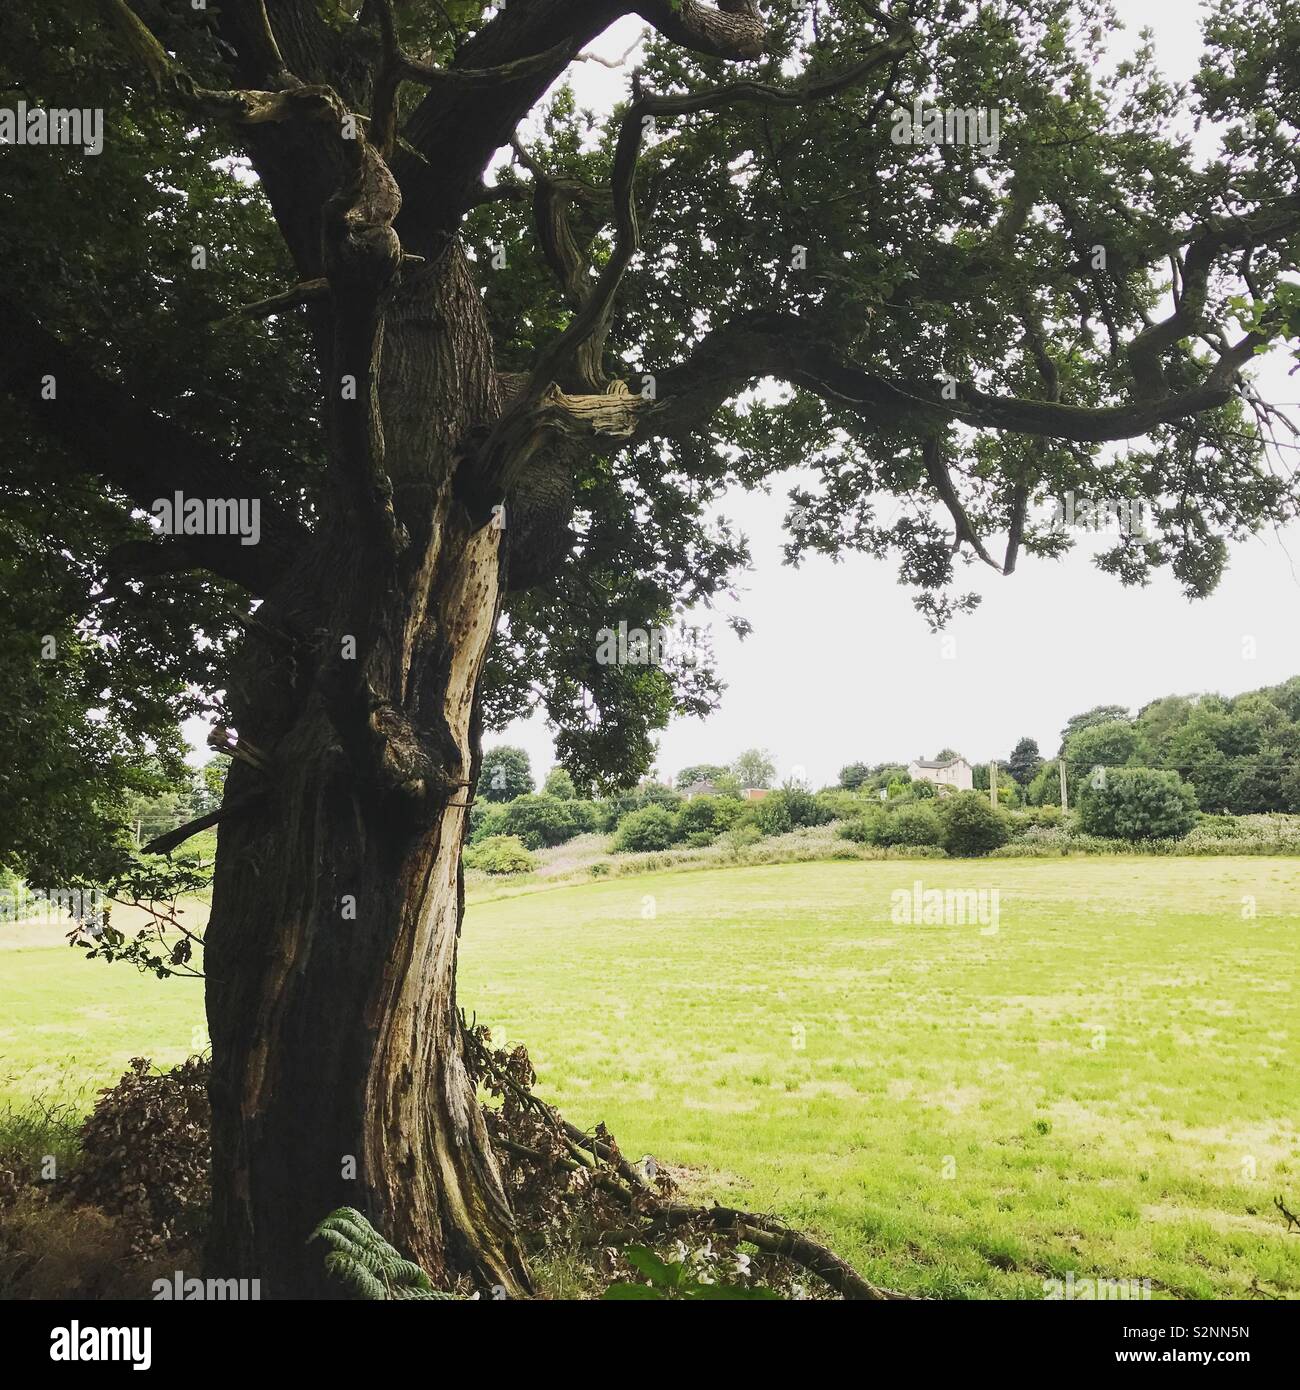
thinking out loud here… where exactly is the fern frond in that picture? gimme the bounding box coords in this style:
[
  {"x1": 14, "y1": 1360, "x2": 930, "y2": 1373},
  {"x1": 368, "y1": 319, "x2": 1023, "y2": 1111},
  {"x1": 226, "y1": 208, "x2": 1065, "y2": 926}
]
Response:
[{"x1": 309, "y1": 1206, "x2": 460, "y2": 1301}]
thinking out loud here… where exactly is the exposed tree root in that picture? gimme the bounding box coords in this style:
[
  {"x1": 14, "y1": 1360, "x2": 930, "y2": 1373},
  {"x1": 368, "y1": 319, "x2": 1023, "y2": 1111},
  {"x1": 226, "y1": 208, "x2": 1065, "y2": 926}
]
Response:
[{"x1": 461, "y1": 1016, "x2": 917, "y2": 1300}]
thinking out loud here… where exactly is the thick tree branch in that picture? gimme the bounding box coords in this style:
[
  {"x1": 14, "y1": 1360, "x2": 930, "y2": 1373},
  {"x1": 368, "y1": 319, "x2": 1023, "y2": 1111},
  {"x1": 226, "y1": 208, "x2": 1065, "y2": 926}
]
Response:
[
  {"x1": 216, "y1": 278, "x2": 331, "y2": 329},
  {"x1": 921, "y1": 437, "x2": 1003, "y2": 571},
  {"x1": 396, "y1": 1, "x2": 618, "y2": 248},
  {"x1": 635, "y1": 0, "x2": 766, "y2": 60},
  {"x1": 629, "y1": 308, "x2": 1266, "y2": 450},
  {"x1": 636, "y1": 0, "x2": 767, "y2": 58},
  {"x1": 1126, "y1": 199, "x2": 1300, "y2": 397},
  {"x1": 509, "y1": 140, "x2": 614, "y2": 392}
]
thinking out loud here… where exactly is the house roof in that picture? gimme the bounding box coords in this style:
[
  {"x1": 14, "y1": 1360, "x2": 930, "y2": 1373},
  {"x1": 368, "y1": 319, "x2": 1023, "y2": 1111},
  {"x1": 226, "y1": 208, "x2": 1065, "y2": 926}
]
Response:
[{"x1": 912, "y1": 757, "x2": 966, "y2": 769}]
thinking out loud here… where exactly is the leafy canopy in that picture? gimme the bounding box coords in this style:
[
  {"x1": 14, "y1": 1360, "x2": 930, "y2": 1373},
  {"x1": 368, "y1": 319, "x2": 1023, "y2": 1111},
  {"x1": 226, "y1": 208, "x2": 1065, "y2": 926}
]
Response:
[{"x1": 2, "y1": 0, "x2": 1298, "y2": 884}]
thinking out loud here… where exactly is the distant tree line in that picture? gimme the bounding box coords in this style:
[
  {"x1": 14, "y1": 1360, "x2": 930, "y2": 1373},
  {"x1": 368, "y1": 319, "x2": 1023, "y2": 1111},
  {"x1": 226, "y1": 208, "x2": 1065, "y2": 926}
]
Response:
[{"x1": 836, "y1": 677, "x2": 1300, "y2": 817}]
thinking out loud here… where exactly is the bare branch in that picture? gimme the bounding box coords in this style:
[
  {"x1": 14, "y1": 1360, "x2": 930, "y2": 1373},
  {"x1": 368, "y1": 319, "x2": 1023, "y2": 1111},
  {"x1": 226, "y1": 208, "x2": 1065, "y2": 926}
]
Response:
[
  {"x1": 921, "y1": 437, "x2": 1003, "y2": 571},
  {"x1": 216, "y1": 278, "x2": 330, "y2": 329},
  {"x1": 141, "y1": 793, "x2": 266, "y2": 856}
]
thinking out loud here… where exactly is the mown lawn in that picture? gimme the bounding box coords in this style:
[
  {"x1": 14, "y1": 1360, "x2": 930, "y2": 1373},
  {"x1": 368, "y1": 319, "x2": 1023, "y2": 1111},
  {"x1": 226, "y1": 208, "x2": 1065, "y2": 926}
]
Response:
[
  {"x1": 459, "y1": 857, "x2": 1300, "y2": 1299},
  {"x1": 0, "y1": 901, "x2": 210, "y2": 1111},
  {"x1": 2, "y1": 857, "x2": 1296, "y2": 1298}
]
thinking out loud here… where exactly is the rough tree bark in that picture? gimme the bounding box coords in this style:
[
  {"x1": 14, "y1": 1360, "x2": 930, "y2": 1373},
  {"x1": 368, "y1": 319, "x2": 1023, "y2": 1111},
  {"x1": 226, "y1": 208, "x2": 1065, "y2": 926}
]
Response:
[{"x1": 204, "y1": 247, "x2": 534, "y2": 1297}]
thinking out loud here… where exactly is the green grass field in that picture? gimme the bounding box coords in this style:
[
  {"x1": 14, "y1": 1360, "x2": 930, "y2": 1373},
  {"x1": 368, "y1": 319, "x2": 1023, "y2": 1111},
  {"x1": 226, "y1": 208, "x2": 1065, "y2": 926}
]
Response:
[{"x1": 2, "y1": 857, "x2": 1297, "y2": 1297}]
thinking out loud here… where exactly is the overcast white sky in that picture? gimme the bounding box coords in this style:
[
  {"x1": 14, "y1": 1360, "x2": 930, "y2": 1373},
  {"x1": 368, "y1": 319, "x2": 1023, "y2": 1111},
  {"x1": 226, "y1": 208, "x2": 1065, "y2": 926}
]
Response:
[{"x1": 489, "y1": 1, "x2": 1300, "y2": 788}]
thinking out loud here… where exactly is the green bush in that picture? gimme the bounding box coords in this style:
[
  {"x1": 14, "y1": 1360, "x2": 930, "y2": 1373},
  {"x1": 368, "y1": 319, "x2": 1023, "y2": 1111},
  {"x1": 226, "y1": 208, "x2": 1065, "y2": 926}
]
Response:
[
  {"x1": 676, "y1": 797, "x2": 722, "y2": 844},
  {"x1": 468, "y1": 801, "x2": 506, "y2": 844},
  {"x1": 594, "y1": 784, "x2": 682, "y2": 832},
  {"x1": 938, "y1": 791, "x2": 1011, "y2": 857},
  {"x1": 776, "y1": 786, "x2": 832, "y2": 828},
  {"x1": 565, "y1": 799, "x2": 601, "y2": 834},
  {"x1": 838, "y1": 808, "x2": 887, "y2": 844},
  {"x1": 1193, "y1": 812, "x2": 1247, "y2": 839},
  {"x1": 754, "y1": 793, "x2": 792, "y2": 836},
  {"x1": 875, "y1": 802, "x2": 942, "y2": 848},
  {"x1": 464, "y1": 835, "x2": 537, "y2": 875},
  {"x1": 612, "y1": 805, "x2": 678, "y2": 852},
  {"x1": 1077, "y1": 767, "x2": 1198, "y2": 840},
  {"x1": 542, "y1": 768, "x2": 577, "y2": 799},
  {"x1": 639, "y1": 782, "x2": 684, "y2": 812},
  {"x1": 497, "y1": 795, "x2": 582, "y2": 849},
  {"x1": 814, "y1": 789, "x2": 863, "y2": 822},
  {"x1": 718, "y1": 824, "x2": 763, "y2": 859},
  {"x1": 1025, "y1": 760, "x2": 1062, "y2": 807}
]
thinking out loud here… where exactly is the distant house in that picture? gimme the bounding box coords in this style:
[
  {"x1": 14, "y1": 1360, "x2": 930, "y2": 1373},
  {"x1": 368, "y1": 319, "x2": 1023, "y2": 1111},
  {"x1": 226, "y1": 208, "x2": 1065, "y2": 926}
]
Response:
[
  {"x1": 741, "y1": 787, "x2": 770, "y2": 802},
  {"x1": 907, "y1": 755, "x2": 973, "y2": 794},
  {"x1": 680, "y1": 779, "x2": 720, "y2": 801}
]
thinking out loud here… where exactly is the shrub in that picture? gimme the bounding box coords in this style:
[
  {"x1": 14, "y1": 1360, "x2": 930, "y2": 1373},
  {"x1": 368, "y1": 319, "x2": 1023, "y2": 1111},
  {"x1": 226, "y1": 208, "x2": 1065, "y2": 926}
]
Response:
[
  {"x1": 638, "y1": 782, "x2": 684, "y2": 812},
  {"x1": 566, "y1": 799, "x2": 602, "y2": 834},
  {"x1": 782, "y1": 786, "x2": 834, "y2": 828},
  {"x1": 754, "y1": 793, "x2": 793, "y2": 836},
  {"x1": 814, "y1": 789, "x2": 862, "y2": 822},
  {"x1": 1193, "y1": 812, "x2": 1247, "y2": 839},
  {"x1": 938, "y1": 791, "x2": 1011, "y2": 857},
  {"x1": 468, "y1": 801, "x2": 507, "y2": 844},
  {"x1": 464, "y1": 836, "x2": 536, "y2": 875},
  {"x1": 1025, "y1": 760, "x2": 1062, "y2": 807},
  {"x1": 497, "y1": 794, "x2": 582, "y2": 848},
  {"x1": 677, "y1": 797, "x2": 723, "y2": 844},
  {"x1": 593, "y1": 783, "x2": 682, "y2": 831},
  {"x1": 718, "y1": 824, "x2": 763, "y2": 859},
  {"x1": 0, "y1": 1191, "x2": 137, "y2": 1300},
  {"x1": 1064, "y1": 719, "x2": 1144, "y2": 788},
  {"x1": 612, "y1": 805, "x2": 678, "y2": 852},
  {"x1": 838, "y1": 808, "x2": 887, "y2": 844},
  {"x1": 875, "y1": 802, "x2": 942, "y2": 847},
  {"x1": 1077, "y1": 767, "x2": 1198, "y2": 840}
]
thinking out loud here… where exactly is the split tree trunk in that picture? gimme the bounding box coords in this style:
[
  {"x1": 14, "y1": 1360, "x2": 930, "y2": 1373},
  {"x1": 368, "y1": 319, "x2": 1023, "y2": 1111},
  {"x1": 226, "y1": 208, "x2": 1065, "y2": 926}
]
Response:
[{"x1": 203, "y1": 249, "x2": 533, "y2": 1298}]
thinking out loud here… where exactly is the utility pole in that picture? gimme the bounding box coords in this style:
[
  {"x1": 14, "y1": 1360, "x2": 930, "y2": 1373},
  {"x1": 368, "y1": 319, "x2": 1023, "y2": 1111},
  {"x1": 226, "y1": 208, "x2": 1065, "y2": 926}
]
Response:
[
  {"x1": 989, "y1": 761, "x2": 997, "y2": 808},
  {"x1": 1059, "y1": 758, "x2": 1068, "y2": 813}
]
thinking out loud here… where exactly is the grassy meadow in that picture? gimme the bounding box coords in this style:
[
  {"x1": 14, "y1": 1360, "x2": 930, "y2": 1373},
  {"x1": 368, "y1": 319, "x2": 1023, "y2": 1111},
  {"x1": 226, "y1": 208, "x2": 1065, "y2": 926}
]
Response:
[{"x1": 1, "y1": 856, "x2": 1297, "y2": 1298}]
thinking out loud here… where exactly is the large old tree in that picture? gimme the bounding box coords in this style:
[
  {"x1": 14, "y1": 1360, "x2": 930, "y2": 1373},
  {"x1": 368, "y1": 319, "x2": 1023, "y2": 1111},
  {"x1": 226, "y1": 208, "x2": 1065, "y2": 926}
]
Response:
[{"x1": 2, "y1": 0, "x2": 1297, "y2": 1295}]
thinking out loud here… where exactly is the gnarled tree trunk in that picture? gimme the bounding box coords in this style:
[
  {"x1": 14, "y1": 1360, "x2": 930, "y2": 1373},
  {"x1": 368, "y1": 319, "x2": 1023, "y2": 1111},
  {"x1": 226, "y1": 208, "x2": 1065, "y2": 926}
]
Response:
[{"x1": 204, "y1": 250, "x2": 532, "y2": 1298}]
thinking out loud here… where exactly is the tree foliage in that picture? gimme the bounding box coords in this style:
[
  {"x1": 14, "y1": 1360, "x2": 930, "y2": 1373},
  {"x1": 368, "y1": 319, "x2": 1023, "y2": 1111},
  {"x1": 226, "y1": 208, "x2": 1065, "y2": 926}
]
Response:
[
  {"x1": 1007, "y1": 738, "x2": 1043, "y2": 787},
  {"x1": 938, "y1": 790, "x2": 1012, "y2": 856},
  {"x1": 4, "y1": 0, "x2": 1299, "y2": 884},
  {"x1": 1077, "y1": 766, "x2": 1199, "y2": 840},
  {"x1": 481, "y1": 746, "x2": 536, "y2": 803},
  {"x1": 732, "y1": 749, "x2": 777, "y2": 790}
]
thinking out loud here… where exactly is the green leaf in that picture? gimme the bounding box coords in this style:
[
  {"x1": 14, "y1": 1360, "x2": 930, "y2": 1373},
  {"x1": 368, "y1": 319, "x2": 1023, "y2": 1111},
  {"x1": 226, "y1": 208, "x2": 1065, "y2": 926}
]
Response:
[{"x1": 622, "y1": 1245, "x2": 676, "y2": 1287}]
